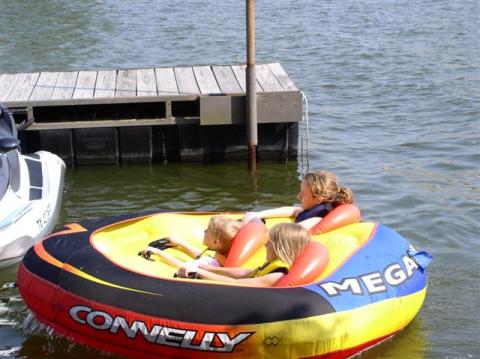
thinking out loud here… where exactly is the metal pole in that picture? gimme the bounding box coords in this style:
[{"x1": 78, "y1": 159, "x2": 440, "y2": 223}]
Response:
[{"x1": 246, "y1": 0, "x2": 257, "y2": 171}]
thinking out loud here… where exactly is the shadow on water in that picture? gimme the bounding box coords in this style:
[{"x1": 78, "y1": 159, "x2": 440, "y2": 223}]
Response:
[
  {"x1": 358, "y1": 318, "x2": 428, "y2": 359},
  {"x1": 0, "y1": 263, "x2": 19, "y2": 284},
  {"x1": 59, "y1": 162, "x2": 301, "y2": 224}
]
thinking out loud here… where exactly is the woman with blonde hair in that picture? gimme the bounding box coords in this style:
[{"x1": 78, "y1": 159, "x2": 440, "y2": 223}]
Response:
[
  {"x1": 177, "y1": 223, "x2": 311, "y2": 287},
  {"x1": 243, "y1": 170, "x2": 354, "y2": 230}
]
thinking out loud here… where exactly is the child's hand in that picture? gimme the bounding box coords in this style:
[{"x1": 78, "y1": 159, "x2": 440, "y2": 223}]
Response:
[
  {"x1": 176, "y1": 262, "x2": 198, "y2": 278},
  {"x1": 138, "y1": 249, "x2": 150, "y2": 258},
  {"x1": 138, "y1": 246, "x2": 159, "y2": 259}
]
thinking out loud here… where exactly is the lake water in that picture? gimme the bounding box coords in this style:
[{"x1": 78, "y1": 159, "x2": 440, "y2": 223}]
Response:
[{"x1": 0, "y1": 0, "x2": 479, "y2": 358}]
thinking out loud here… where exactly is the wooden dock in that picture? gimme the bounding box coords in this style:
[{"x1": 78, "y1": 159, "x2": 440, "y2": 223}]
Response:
[{"x1": 0, "y1": 63, "x2": 301, "y2": 164}]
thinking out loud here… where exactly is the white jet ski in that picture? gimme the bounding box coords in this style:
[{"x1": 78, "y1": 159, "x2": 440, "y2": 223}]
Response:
[{"x1": 0, "y1": 104, "x2": 65, "y2": 269}]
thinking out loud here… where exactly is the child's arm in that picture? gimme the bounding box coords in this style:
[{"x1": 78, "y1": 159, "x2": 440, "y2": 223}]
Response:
[
  {"x1": 197, "y1": 264, "x2": 256, "y2": 278},
  {"x1": 193, "y1": 267, "x2": 284, "y2": 287},
  {"x1": 243, "y1": 206, "x2": 303, "y2": 223},
  {"x1": 167, "y1": 235, "x2": 203, "y2": 258},
  {"x1": 146, "y1": 247, "x2": 185, "y2": 269}
]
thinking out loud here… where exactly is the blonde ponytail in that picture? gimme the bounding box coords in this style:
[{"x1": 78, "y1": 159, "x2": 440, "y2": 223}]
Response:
[{"x1": 335, "y1": 186, "x2": 354, "y2": 205}]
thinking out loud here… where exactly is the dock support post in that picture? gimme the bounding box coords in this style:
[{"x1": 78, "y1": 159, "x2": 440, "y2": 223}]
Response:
[{"x1": 246, "y1": 0, "x2": 257, "y2": 172}]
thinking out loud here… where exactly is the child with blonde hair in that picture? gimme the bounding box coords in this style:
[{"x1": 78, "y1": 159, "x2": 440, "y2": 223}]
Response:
[
  {"x1": 139, "y1": 216, "x2": 242, "y2": 273},
  {"x1": 243, "y1": 170, "x2": 354, "y2": 229},
  {"x1": 177, "y1": 223, "x2": 311, "y2": 287}
]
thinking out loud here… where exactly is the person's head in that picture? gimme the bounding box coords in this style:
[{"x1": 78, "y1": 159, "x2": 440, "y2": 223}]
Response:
[
  {"x1": 203, "y1": 216, "x2": 242, "y2": 255},
  {"x1": 266, "y1": 223, "x2": 311, "y2": 265},
  {"x1": 298, "y1": 170, "x2": 354, "y2": 209}
]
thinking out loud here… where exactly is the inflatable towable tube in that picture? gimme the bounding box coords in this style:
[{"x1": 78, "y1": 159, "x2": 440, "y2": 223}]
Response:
[{"x1": 17, "y1": 209, "x2": 431, "y2": 358}]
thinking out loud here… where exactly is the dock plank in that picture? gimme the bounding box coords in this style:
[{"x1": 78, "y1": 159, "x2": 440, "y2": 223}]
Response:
[
  {"x1": 212, "y1": 65, "x2": 242, "y2": 94},
  {"x1": 0, "y1": 74, "x2": 21, "y2": 101},
  {"x1": 231, "y1": 65, "x2": 246, "y2": 92},
  {"x1": 136, "y1": 68, "x2": 157, "y2": 96},
  {"x1": 174, "y1": 67, "x2": 200, "y2": 95},
  {"x1": 7, "y1": 72, "x2": 40, "y2": 101},
  {"x1": 256, "y1": 64, "x2": 283, "y2": 92},
  {"x1": 231, "y1": 65, "x2": 263, "y2": 92},
  {"x1": 1, "y1": 63, "x2": 298, "y2": 104},
  {"x1": 268, "y1": 63, "x2": 298, "y2": 91},
  {"x1": 73, "y1": 70, "x2": 97, "y2": 99},
  {"x1": 155, "y1": 67, "x2": 178, "y2": 95},
  {"x1": 94, "y1": 70, "x2": 116, "y2": 98},
  {"x1": 193, "y1": 66, "x2": 220, "y2": 94},
  {"x1": 29, "y1": 72, "x2": 60, "y2": 101},
  {"x1": 116, "y1": 69, "x2": 137, "y2": 97},
  {"x1": 51, "y1": 71, "x2": 79, "y2": 100}
]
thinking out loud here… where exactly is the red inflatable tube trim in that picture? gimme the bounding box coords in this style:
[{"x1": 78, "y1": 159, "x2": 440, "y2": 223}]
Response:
[
  {"x1": 310, "y1": 204, "x2": 361, "y2": 235},
  {"x1": 224, "y1": 220, "x2": 268, "y2": 267},
  {"x1": 274, "y1": 241, "x2": 329, "y2": 287}
]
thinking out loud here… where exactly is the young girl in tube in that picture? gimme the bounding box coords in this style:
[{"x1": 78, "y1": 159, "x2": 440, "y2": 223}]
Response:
[
  {"x1": 243, "y1": 170, "x2": 354, "y2": 230},
  {"x1": 139, "y1": 216, "x2": 242, "y2": 272}
]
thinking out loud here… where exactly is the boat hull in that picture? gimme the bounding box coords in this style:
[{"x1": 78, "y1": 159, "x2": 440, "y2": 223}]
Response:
[{"x1": 0, "y1": 150, "x2": 65, "y2": 268}]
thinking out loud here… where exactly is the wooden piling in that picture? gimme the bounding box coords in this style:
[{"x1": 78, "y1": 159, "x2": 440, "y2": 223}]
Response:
[{"x1": 246, "y1": 0, "x2": 257, "y2": 172}]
